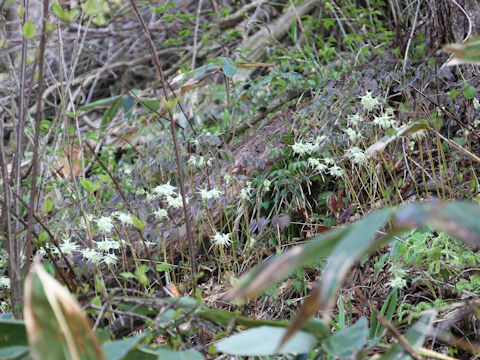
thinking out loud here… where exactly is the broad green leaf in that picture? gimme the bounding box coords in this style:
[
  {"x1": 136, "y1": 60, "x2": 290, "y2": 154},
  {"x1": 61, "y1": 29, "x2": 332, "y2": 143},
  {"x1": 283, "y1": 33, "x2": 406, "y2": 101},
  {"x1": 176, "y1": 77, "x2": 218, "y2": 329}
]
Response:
[
  {"x1": 323, "y1": 317, "x2": 368, "y2": 358},
  {"x1": 24, "y1": 261, "x2": 105, "y2": 360},
  {"x1": 321, "y1": 208, "x2": 395, "y2": 309},
  {"x1": 101, "y1": 96, "x2": 123, "y2": 127},
  {"x1": 102, "y1": 335, "x2": 145, "y2": 360},
  {"x1": 0, "y1": 319, "x2": 27, "y2": 347},
  {"x1": 0, "y1": 345, "x2": 29, "y2": 359},
  {"x1": 154, "y1": 348, "x2": 204, "y2": 360},
  {"x1": 22, "y1": 21, "x2": 35, "y2": 39},
  {"x1": 395, "y1": 201, "x2": 480, "y2": 248},
  {"x1": 220, "y1": 57, "x2": 238, "y2": 78},
  {"x1": 463, "y1": 85, "x2": 476, "y2": 99},
  {"x1": 52, "y1": 2, "x2": 80, "y2": 21},
  {"x1": 380, "y1": 311, "x2": 437, "y2": 360},
  {"x1": 216, "y1": 326, "x2": 316, "y2": 356},
  {"x1": 81, "y1": 0, "x2": 97, "y2": 16},
  {"x1": 80, "y1": 178, "x2": 101, "y2": 193}
]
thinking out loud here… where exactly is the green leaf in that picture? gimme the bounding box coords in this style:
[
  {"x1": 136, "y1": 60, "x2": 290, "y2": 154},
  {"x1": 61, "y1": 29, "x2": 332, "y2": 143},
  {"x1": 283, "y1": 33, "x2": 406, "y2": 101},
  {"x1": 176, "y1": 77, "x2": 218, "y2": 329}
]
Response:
[
  {"x1": 323, "y1": 317, "x2": 368, "y2": 358},
  {"x1": 101, "y1": 96, "x2": 123, "y2": 127},
  {"x1": 380, "y1": 311, "x2": 437, "y2": 360},
  {"x1": 119, "y1": 272, "x2": 136, "y2": 279},
  {"x1": 80, "y1": 179, "x2": 101, "y2": 193},
  {"x1": 78, "y1": 95, "x2": 123, "y2": 112},
  {"x1": 216, "y1": 326, "x2": 316, "y2": 356},
  {"x1": 154, "y1": 348, "x2": 204, "y2": 360},
  {"x1": 131, "y1": 215, "x2": 146, "y2": 232},
  {"x1": 320, "y1": 208, "x2": 395, "y2": 308},
  {"x1": 0, "y1": 319, "x2": 27, "y2": 348},
  {"x1": 463, "y1": 85, "x2": 476, "y2": 99},
  {"x1": 220, "y1": 57, "x2": 238, "y2": 78},
  {"x1": 0, "y1": 345, "x2": 29, "y2": 359},
  {"x1": 22, "y1": 21, "x2": 35, "y2": 39},
  {"x1": 81, "y1": 0, "x2": 97, "y2": 16},
  {"x1": 24, "y1": 261, "x2": 106, "y2": 360},
  {"x1": 98, "y1": 174, "x2": 112, "y2": 183},
  {"x1": 102, "y1": 335, "x2": 145, "y2": 360},
  {"x1": 52, "y1": 2, "x2": 80, "y2": 22},
  {"x1": 43, "y1": 198, "x2": 53, "y2": 213},
  {"x1": 134, "y1": 265, "x2": 149, "y2": 286}
]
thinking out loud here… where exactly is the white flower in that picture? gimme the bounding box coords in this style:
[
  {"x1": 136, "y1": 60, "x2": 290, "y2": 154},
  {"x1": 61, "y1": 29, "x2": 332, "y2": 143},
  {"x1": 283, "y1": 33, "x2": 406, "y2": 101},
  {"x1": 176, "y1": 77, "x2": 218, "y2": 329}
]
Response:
[
  {"x1": 153, "y1": 208, "x2": 168, "y2": 220},
  {"x1": 474, "y1": 98, "x2": 479, "y2": 109},
  {"x1": 114, "y1": 212, "x2": 133, "y2": 225},
  {"x1": 345, "y1": 147, "x2": 366, "y2": 165},
  {"x1": 347, "y1": 113, "x2": 363, "y2": 127},
  {"x1": 95, "y1": 238, "x2": 120, "y2": 252},
  {"x1": 291, "y1": 141, "x2": 318, "y2": 156},
  {"x1": 345, "y1": 127, "x2": 363, "y2": 142},
  {"x1": 323, "y1": 157, "x2": 336, "y2": 166},
  {"x1": 144, "y1": 240, "x2": 155, "y2": 248},
  {"x1": 248, "y1": 237, "x2": 256, "y2": 248},
  {"x1": 166, "y1": 195, "x2": 184, "y2": 209},
  {"x1": 329, "y1": 165, "x2": 345, "y2": 177},
  {"x1": 207, "y1": 158, "x2": 214, "y2": 167},
  {"x1": 408, "y1": 140, "x2": 415, "y2": 151},
  {"x1": 388, "y1": 276, "x2": 407, "y2": 289},
  {"x1": 103, "y1": 253, "x2": 118, "y2": 266},
  {"x1": 60, "y1": 238, "x2": 78, "y2": 256},
  {"x1": 153, "y1": 182, "x2": 177, "y2": 197},
  {"x1": 240, "y1": 182, "x2": 253, "y2": 200},
  {"x1": 96, "y1": 216, "x2": 113, "y2": 234},
  {"x1": 373, "y1": 113, "x2": 397, "y2": 129},
  {"x1": 263, "y1": 179, "x2": 271, "y2": 192},
  {"x1": 360, "y1": 91, "x2": 380, "y2": 112},
  {"x1": 308, "y1": 158, "x2": 327, "y2": 172},
  {"x1": 211, "y1": 232, "x2": 231, "y2": 248},
  {"x1": 81, "y1": 248, "x2": 103, "y2": 265},
  {"x1": 0, "y1": 276, "x2": 10, "y2": 289},
  {"x1": 474, "y1": 119, "x2": 480, "y2": 127},
  {"x1": 224, "y1": 174, "x2": 232, "y2": 185},
  {"x1": 198, "y1": 187, "x2": 222, "y2": 201}
]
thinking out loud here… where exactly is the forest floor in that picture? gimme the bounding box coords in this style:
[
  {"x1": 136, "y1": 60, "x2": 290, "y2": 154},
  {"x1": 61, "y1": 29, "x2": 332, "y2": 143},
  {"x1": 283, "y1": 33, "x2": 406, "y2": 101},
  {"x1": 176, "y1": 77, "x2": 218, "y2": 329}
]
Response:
[{"x1": 2, "y1": 0, "x2": 480, "y2": 359}]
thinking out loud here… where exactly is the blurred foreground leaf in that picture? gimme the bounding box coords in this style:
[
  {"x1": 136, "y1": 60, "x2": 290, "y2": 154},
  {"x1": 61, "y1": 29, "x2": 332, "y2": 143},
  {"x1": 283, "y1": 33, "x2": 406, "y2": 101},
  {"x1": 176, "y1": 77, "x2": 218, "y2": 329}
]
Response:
[{"x1": 24, "y1": 260, "x2": 106, "y2": 360}]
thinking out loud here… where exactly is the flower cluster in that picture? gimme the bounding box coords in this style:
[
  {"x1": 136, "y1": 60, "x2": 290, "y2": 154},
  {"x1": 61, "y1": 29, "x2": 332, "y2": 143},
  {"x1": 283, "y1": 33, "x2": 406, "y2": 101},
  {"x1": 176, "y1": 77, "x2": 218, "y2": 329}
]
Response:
[
  {"x1": 0, "y1": 276, "x2": 10, "y2": 289},
  {"x1": 360, "y1": 91, "x2": 380, "y2": 112},
  {"x1": 211, "y1": 232, "x2": 231, "y2": 248},
  {"x1": 345, "y1": 147, "x2": 367, "y2": 165},
  {"x1": 263, "y1": 179, "x2": 271, "y2": 192},
  {"x1": 291, "y1": 135, "x2": 326, "y2": 157},
  {"x1": 96, "y1": 216, "x2": 114, "y2": 234},
  {"x1": 240, "y1": 182, "x2": 253, "y2": 200},
  {"x1": 114, "y1": 211, "x2": 134, "y2": 226},
  {"x1": 373, "y1": 112, "x2": 397, "y2": 129},
  {"x1": 344, "y1": 127, "x2": 363, "y2": 142},
  {"x1": 347, "y1": 113, "x2": 363, "y2": 127},
  {"x1": 198, "y1": 187, "x2": 222, "y2": 201}
]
